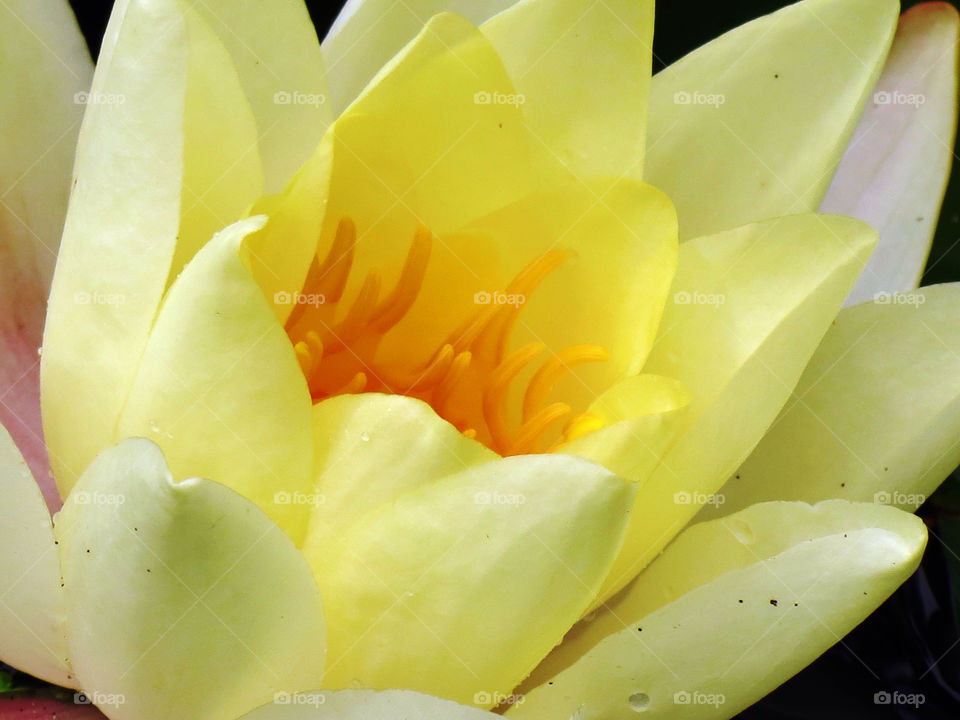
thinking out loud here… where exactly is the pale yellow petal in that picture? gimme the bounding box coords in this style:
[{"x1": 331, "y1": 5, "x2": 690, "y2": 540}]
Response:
[
  {"x1": 308, "y1": 454, "x2": 634, "y2": 707},
  {"x1": 715, "y1": 283, "x2": 960, "y2": 515},
  {"x1": 513, "y1": 501, "x2": 925, "y2": 719},
  {"x1": 646, "y1": 0, "x2": 898, "y2": 240},
  {"x1": 56, "y1": 439, "x2": 326, "y2": 720},
  {"x1": 597, "y1": 213, "x2": 876, "y2": 603},
  {"x1": 0, "y1": 423, "x2": 72, "y2": 687},
  {"x1": 305, "y1": 393, "x2": 495, "y2": 549},
  {"x1": 42, "y1": 0, "x2": 263, "y2": 494},
  {"x1": 116, "y1": 217, "x2": 313, "y2": 542}
]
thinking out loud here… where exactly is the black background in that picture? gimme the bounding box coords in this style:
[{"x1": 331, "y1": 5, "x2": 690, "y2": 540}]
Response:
[{"x1": 62, "y1": 2, "x2": 960, "y2": 717}]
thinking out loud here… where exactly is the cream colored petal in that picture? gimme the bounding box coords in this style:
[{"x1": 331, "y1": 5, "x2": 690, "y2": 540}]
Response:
[
  {"x1": 42, "y1": 0, "x2": 263, "y2": 496},
  {"x1": 56, "y1": 439, "x2": 326, "y2": 720},
  {"x1": 646, "y1": 0, "x2": 898, "y2": 240},
  {"x1": 116, "y1": 217, "x2": 314, "y2": 543},
  {"x1": 713, "y1": 283, "x2": 960, "y2": 516},
  {"x1": 0, "y1": 423, "x2": 72, "y2": 687},
  {"x1": 821, "y1": 2, "x2": 959, "y2": 305},
  {"x1": 513, "y1": 501, "x2": 926, "y2": 719},
  {"x1": 597, "y1": 213, "x2": 876, "y2": 603}
]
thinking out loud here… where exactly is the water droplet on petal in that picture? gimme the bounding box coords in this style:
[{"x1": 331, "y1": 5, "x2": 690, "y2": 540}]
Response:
[
  {"x1": 360, "y1": 432, "x2": 370, "y2": 442},
  {"x1": 628, "y1": 692, "x2": 650, "y2": 712}
]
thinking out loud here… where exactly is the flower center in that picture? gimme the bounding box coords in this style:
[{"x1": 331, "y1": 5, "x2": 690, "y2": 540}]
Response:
[{"x1": 284, "y1": 218, "x2": 609, "y2": 456}]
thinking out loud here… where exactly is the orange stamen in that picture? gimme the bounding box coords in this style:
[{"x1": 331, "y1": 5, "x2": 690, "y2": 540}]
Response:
[{"x1": 285, "y1": 219, "x2": 613, "y2": 455}]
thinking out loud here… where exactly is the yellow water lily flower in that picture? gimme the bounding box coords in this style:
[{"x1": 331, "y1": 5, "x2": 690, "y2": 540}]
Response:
[{"x1": 1, "y1": 0, "x2": 959, "y2": 719}]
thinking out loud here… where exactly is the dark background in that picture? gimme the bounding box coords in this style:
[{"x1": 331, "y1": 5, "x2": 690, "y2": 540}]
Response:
[{"x1": 62, "y1": 2, "x2": 960, "y2": 717}]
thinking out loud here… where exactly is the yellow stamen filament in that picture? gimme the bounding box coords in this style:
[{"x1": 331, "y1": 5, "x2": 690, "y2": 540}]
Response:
[
  {"x1": 370, "y1": 225, "x2": 432, "y2": 333},
  {"x1": 434, "y1": 350, "x2": 472, "y2": 415},
  {"x1": 294, "y1": 342, "x2": 314, "y2": 376},
  {"x1": 483, "y1": 343, "x2": 544, "y2": 455},
  {"x1": 523, "y1": 345, "x2": 610, "y2": 423},
  {"x1": 562, "y1": 413, "x2": 606, "y2": 444},
  {"x1": 315, "y1": 218, "x2": 357, "y2": 302},
  {"x1": 285, "y1": 220, "x2": 613, "y2": 455},
  {"x1": 329, "y1": 272, "x2": 381, "y2": 351},
  {"x1": 373, "y1": 344, "x2": 455, "y2": 392},
  {"x1": 338, "y1": 372, "x2": 368, "y2": 395},
  {"x1": 305, "y1": 331, "x2": 324, "y2": 363},
  {"x1": 511, "y1": 402, "x2": 571, "y2": 456}
]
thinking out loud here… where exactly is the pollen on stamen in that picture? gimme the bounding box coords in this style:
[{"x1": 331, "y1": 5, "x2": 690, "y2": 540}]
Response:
[{"x1": 285, "y1": 218, "x2": 613, "y2": 455}]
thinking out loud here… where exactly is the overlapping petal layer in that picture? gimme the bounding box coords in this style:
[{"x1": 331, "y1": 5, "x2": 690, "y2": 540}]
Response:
[
  {"x1": 482, "y1": 0, "x2": 654, "y2": 180},
  {"x1": 321, "y1": 0, "x2": 519, "y2": 113},
  {"x1": 55, "y1": 439, "x2": 326, "y2": 720},
  {"x1": 0, "y1": 424, "x2": 71, "y2": 687},
  {"x1": 0, "y1": 0, "x2": 91, "y2": 507},
  {"x1": 821, "y1": 2, "x2": 959, "y2": 305},
  {"x1": 41, "y1": 0, "x2": 263, "y2": 495},
  {"x1": 513, "y1": 501, "x2": 926, "y2": 720},
  {"x1": 646, "y1": 0, "x2": 899, "y2": 240},
  {"x1": 714, "y1": 283, "x2": 960, "y2": 515},
  {"x1": 116, "y1": 218, "x2": 313, "y2": 541},
  {"x1": 597, "y1": 213, "x2": 876, "y2": 602},
  {"x1": 305, "y1": 454, "x2": 634, "y2": 707}
]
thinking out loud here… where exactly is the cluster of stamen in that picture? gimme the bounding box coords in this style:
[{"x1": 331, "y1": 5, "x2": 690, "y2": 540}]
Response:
[{"x1": 284, "y1": 218, "x2": 609, "y2": 456}]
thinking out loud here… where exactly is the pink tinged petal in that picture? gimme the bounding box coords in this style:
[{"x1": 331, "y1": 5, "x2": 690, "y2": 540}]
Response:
[
  {"x1": 0, "y1": 0, "x2": 92, "y2": 511},
  {"x1": 0, "y1": 697, "x2": 106, "y2": 720},
  {"x1": 821, "y1": 2, "x2": 960, "y2": 306}
]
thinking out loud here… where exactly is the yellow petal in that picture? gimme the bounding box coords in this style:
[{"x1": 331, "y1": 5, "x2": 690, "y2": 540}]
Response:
[
  {"x1": 259, "y1": 11, "x2": 559, "y2": 324},
  {"x1": 307, "y1": 454, "x2": 634, "y2": 707},
  {"x1": 822, "y1": 3, "x2": 959, "y2": 305},
  {"x1": 716, "y1": 283, "x2": 960, "y2": 515},
  {"x1": 482, "y1": 0, "x2": 653, "y2": 180},
  {"x1": 190, "y1": 0, "x2": 331, "y2": 192},
  {"x1": 56, "y1": 439, "x2": 326, "y2": 720},
  {"x1": 116, "y1": 217, "x2": 313, "y2": 542},
  {"x1": 0, "y1": 0, "x2": 91, "y2": 506},
  {"x1": 0, "y1": 423, "x2": 72, "y2": 687},
  {"x1": 42, "y1": 0, "x2": 262, "y2": 494},
  {"x1": 512, "y1": 500, "x2": 926, "y2": 719},
  {"x1": 305, "y1": 393, "x2": 495, "y2": 548},
  {"x1": 238, "y1": 689, "x2": 501, "y2": 719},
  {"x1": 597, "y1": 213, "x2": 876, "y2": 603},
  {"x1": 321, "y1": 1, "x2": 518, "y2": 112},
  {"x1": 559, "y1": 374, "x2": 689, "y2": 483},
  {"x1": 646, "y1": 0, "x2": 898, "y2": 240}
]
